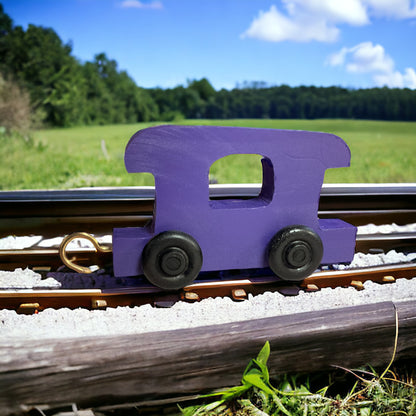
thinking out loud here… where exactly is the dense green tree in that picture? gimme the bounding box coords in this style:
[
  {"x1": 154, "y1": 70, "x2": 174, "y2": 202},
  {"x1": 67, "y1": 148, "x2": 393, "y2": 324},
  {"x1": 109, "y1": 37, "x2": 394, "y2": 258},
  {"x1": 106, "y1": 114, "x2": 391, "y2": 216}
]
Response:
[
  {"x1": 0, "y1": 4, "x2": 12, "y2": 35},
  {"x1": 1, "y1": 5, "x2": 415, "y2": 127},
  {"x1": 82, "y1": 54, "x2": 159, "y2": 124},
  {"x1": 187, "y1": 78, "x2": 216, "y2": 101},
  {"x1": 0, "y1": 21, "x2": 86, "y2": 126},
  {"x1": 0, "y1": 5, "x2": 158, "y2": 126}
]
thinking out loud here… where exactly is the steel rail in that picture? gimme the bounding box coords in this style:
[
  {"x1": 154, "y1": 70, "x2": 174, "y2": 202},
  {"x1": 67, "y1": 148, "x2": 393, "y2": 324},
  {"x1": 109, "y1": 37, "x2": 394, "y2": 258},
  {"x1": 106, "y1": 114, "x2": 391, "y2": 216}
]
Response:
[
  {"x1": 1, "y1": 184, "x2": 415, "y2": 236},
  {"x1": 1, "y1": 262, "x2": 414, "y2": 312},
  {"x1": 0, "y1": 184, "x2": 415, "y2": 312},
  {"x1": 1, "y1": 185, "x2": 415, "y2": 415},
  {"x1": 0, "y1": 183, "x2": 415, "y2": 272},
  {"x1": 0, "y1": 247, "x2": 113, "y2": 271}
]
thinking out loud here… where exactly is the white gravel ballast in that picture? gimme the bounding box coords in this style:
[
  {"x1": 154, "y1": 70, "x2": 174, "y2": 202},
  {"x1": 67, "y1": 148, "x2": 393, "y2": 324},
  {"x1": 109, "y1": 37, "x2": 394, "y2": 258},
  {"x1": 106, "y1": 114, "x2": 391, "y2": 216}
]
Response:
[{"x1": 0, "y1": 249, "x2": 415, "y2": 340}]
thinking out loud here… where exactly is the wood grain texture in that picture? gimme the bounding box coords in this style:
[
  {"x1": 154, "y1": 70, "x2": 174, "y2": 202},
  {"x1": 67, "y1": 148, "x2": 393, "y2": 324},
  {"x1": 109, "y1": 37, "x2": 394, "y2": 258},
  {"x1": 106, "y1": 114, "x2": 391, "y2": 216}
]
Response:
[
  {"x1": 0, "y1": 300, "x2": 414, "y2": 415},
  {"x1": 396, "y1": 299, "x2": 416, "y2": 360}
]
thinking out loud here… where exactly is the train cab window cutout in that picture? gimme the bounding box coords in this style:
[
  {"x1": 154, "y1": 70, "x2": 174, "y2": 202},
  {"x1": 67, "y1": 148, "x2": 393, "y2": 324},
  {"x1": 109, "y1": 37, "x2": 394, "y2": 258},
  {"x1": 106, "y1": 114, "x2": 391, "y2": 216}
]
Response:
[
  {"x1": 208, "y1": 153, "x2": 273, "y2": 209},
  {"x1": 112, "y1": 125, "x2": 357, "y2": 290}
]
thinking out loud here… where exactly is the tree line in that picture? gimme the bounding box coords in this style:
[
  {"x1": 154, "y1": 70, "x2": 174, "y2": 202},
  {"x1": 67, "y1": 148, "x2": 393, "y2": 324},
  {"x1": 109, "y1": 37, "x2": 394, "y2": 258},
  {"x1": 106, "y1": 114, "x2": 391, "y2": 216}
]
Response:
[
  {"x1": 150, "y1": 82, "x2": 416, "y2": 122},
  {"x1": 1, "y1": 4, "x2": 415, "y2": 130},
  {"x1": 0, "y1": 5, "x2": 157, "y2": 128}
]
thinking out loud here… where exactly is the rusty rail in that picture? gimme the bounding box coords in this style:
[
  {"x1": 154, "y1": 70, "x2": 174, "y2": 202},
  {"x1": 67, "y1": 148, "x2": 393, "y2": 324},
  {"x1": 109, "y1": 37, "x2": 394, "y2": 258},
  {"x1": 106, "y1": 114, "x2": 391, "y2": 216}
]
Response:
[{"x1": 1, "y1": 263, "x2": 415, "y2": 312}]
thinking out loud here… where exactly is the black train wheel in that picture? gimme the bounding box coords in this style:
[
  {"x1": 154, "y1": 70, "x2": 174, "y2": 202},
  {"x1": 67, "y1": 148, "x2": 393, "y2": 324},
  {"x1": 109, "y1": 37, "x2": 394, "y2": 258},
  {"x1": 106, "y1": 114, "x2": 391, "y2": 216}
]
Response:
[
  {"x1": 268, "y1": 225, "x2": 323, "y2": 282},
  {"x1": 142, "y1": 231, "x2": 203, "y2": 290}
]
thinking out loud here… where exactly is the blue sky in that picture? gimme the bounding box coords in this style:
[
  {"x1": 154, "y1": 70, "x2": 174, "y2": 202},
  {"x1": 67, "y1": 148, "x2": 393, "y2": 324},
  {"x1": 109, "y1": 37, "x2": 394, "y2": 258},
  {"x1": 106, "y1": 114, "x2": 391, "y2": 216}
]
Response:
[{"x1": 2, "y1": 0, "x2": 416, "y2": 90}]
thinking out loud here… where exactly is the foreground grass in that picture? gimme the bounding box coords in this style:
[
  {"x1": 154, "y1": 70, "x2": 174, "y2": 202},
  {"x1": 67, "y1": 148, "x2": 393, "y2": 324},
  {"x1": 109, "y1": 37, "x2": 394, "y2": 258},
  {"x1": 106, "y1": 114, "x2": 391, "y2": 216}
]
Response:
[
  {"x1": 0, "y1": 119, "x2": 415, "y2": 190},
  {"x1": 180, "y1": 342, "x2": 416, "y2": 416}
]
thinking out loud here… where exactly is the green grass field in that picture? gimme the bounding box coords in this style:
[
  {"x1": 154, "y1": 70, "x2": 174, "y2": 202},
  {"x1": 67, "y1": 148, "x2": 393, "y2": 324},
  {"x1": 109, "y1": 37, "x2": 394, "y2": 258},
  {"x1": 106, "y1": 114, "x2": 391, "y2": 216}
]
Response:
[{"x1": 1, "y1": 119, "x2": 415, "y2": 190}]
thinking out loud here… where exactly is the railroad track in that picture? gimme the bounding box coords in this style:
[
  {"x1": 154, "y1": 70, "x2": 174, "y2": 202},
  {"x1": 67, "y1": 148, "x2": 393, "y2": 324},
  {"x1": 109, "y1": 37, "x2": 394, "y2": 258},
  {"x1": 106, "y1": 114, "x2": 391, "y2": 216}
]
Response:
[
  {"x1": 1, "y1": 262, "x2": 415, "y2": 313},
  {"x1": 1, "y1": 184, "x2": 415, "y2": 236},
  {"x1": 0, "y1": 184, "x2": 415, "y2": 312},
  {"x1": 1, "y1": 184, "x2": 416, "y2": 415}
]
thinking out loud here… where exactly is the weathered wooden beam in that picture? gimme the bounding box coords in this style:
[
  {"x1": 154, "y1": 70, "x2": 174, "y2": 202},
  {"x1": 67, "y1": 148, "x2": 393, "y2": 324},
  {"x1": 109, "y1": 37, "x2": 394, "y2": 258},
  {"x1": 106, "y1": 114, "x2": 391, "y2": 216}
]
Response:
[
  {"x1": 0, "y1": 300, "x2": 414, "y2": 415},
  {"x1": 395, "y1": 299, "x2": 416, "y2": 360}
]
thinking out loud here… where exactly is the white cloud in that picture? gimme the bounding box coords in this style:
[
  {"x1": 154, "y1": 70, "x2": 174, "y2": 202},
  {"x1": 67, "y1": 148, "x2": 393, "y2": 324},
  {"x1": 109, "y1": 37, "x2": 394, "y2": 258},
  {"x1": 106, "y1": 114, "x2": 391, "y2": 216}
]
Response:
[
  {"x1": 241, "y1": 4, "x2": 339, "y2": 43},
  {"x1": 374, "y1": 68, "x2": 416, "y2": 89},
  {"x1": 120, "y1": 1, "x2": 163, "y2": 10},
  {"x1": 327, "y1": 42, "x2": 416, "y2": 89},
  {"x1": 292, "y1": 0, "x2": 369, "y2": 25},
  {"x1": 364, "y1": 0, "x2": 416, "y2": 19},
  {"x1": 242, "y1": 0, "x2": 416, "y2": 43},
  {"x1": 326, "y1": 47, "x2": 349, "y2": 66},
  {"x1": 345, "y1": 42, "x2": 394, "y2": 73}
]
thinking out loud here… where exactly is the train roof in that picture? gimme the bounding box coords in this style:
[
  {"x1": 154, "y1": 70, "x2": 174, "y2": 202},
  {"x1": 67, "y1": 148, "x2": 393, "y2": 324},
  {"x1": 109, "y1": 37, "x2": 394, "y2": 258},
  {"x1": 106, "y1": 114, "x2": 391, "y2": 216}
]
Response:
[{"x1": 124, "y1": 125, "x2": 351, "y2": 177}]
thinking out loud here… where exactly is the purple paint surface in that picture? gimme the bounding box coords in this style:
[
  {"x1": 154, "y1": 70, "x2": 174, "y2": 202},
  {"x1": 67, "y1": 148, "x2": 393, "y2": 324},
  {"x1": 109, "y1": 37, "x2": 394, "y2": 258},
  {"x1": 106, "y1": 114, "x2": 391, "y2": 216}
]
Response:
[{"x1": 113, "y1": 125, "x2": 356, "y2": 280}]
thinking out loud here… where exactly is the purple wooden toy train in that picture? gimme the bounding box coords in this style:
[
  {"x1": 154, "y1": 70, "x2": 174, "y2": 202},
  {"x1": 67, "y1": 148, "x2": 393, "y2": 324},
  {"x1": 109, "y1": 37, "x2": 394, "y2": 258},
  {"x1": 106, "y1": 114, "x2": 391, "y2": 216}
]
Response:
[{"x1": 112, "y1": 125, "x2": 356, "y2": 290}]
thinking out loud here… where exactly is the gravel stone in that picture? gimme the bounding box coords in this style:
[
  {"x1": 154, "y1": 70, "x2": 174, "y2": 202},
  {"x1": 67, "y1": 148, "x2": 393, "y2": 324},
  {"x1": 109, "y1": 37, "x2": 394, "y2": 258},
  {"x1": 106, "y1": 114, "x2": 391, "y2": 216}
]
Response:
[
  {"x1": 357, "y1": 222, "x2": 416, "y2": 234},
  {"x1": 0, "y1": 250, "x2": 415, "y2": 340},
  {"x1": 1, "y1": 223, "x2": 414, "y2": 249},
  {"x1": 0, "y1": 268, "x2": 61, "y2": 289}
]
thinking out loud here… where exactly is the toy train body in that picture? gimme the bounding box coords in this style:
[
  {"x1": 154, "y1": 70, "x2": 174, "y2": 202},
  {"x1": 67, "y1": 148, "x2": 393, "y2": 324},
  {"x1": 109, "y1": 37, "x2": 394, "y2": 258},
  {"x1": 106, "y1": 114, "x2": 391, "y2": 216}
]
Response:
[{"x1": 112, "y1": 125, "x2": 357, "y2": 290}]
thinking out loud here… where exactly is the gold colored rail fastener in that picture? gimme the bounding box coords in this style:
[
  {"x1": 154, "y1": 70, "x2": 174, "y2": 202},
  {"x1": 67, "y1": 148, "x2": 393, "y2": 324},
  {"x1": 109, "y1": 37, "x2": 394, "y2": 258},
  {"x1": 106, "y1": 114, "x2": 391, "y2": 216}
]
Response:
[
  {"x1": 59, "y1": 232, "x2": 112, "y2": 274},
  {"x1": 305, "y1": 283, "x2": 319, "y2": 292},
  {"x1": 92, "y1": 299, "x2": 108, "y2": 309},
  {"x1": 350, "y1": 280, "x2": 364, "y2": 290},
  {"x1": 182, "y1": 291, "x2": 200, "y2": 302},
  {"x1": 17, "y1": 303, "x2": 40, "y2": 314},
  {"x1": 232, "y1": 288, "x2": 247, "y2": 301}
]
